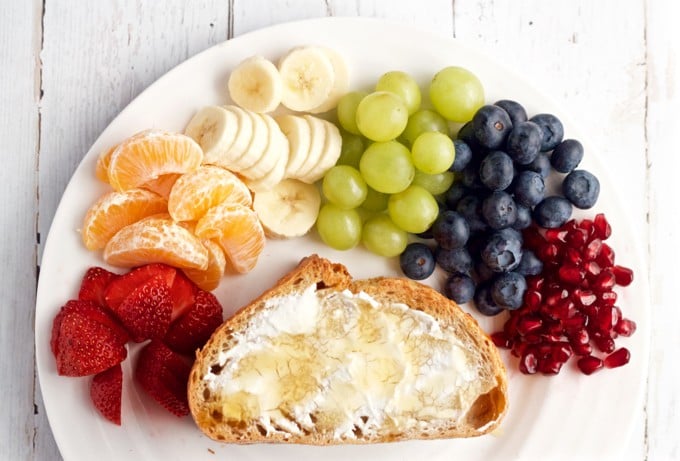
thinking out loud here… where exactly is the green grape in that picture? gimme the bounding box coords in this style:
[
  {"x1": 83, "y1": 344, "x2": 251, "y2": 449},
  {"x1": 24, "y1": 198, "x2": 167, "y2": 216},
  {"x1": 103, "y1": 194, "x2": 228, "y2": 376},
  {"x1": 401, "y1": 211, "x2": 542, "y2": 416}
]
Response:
[
  {"x1": 375, "y1": 70, "x2": 422, "y2": 115},
  {"x1": 316, "y1": 204, "x2": 362, "y2": 250},
  {"x1": 412, "y1": 170, "x2": 455, "y2": 196},
  {"x1": 411, "y1": 131, "x2": 456, "y2": 174},
  {"x1": 401, "y1": 109, "x2": 449, "y2": 146},
  {"x1": 359, "y1": 141, "x2": 415, "y2": 194},
  {"x1": 362, "y1": 214, "x2": 408, "y2": 257},
  {"x1": 336, "y1": 131, "x2": 365, "y2": 168},
  {"x1": 429, "y1": 66, "x2": 484, "y2": 122},
  {"x1": 388, "y1": 185, "x2": 439, "y2": 233},
  {"x1": 337, "y1": 91, "x2": 368, "y2": 135},
  {"x1": 361, "y1": 187, "x2": 389, "y2": 212},
  {"x1": 322, "y1": 165, "x2": 368, "y2": 209},
  {"x1": 355, "y1": 91, "x2": 408, "y2": 142}
]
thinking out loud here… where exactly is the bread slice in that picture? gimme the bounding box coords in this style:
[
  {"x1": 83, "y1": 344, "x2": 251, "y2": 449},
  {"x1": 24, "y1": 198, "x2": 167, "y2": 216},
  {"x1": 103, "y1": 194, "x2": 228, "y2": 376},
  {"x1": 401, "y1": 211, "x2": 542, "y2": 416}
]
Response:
[{"x1": 188, "y1": 255, "x2": 508, "y2": 444}]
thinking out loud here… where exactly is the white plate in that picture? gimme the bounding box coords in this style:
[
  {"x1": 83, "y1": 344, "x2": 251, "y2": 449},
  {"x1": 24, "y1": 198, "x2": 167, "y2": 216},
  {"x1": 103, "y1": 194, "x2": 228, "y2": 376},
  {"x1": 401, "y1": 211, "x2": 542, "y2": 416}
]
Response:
[{"x1": 36, "y1": 17, "x2": 649, "y2": 461}]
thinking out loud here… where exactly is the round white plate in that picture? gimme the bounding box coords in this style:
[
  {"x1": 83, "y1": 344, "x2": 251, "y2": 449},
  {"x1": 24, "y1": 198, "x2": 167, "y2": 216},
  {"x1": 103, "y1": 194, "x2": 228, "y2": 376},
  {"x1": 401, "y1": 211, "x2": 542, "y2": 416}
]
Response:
[{"x1": 36, "y1": 17, "x2": 649, "y2": 461}]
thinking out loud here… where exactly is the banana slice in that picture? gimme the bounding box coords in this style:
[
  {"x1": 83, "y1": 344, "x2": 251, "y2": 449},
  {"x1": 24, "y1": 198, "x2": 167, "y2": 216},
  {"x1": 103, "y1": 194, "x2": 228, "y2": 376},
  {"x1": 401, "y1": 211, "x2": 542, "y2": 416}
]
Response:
[
  {"x1": 243, "y1": 143, "x2": 288, "y2": 193},
  {"x1": 228, "y1": 56, "x2": 283, "y2": 113},
  {"x1": 240, "y1": 114, "x2": 287, "y2": 180},
  {"x1": 231, "y1": 108, "x2": 270, "y2": 172},
  {"x1": 219, "y1": 105, "x2": 254, "y2": 168},
  {"x1": 184, "y1": 106, "x2": 238, "y2": 165},
  {"x1": 308, "y1": 48, "x2": 350, "y2": 114},
  {"x1": 276, "y1": 114, "x2": 311, "y2": 178},
  {"x1": 293, "y1": 115, "x2": 327, "y2": 181},
  {"x1": 252, "y1": 179, "x2": 321, "y2": 238},
  {"x1": 298, "y1": 120, "x2": 343, "y2": 184},
  {"x1": 278, "y1": 46, "x2": 335, "y2": 112}
]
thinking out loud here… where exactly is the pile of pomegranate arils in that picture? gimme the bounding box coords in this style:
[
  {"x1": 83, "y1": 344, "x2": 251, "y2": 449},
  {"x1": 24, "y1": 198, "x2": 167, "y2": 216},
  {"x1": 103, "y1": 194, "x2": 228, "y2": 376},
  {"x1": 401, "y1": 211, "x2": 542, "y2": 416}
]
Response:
[{"x1": 491, "y1": 213, "x2": 636, "y2": 376}]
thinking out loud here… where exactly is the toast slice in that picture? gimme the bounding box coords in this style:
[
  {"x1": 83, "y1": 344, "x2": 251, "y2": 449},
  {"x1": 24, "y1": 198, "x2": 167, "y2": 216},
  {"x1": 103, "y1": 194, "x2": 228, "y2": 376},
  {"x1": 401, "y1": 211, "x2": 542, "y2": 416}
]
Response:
[{"x1": 188, "y1": 255, "x2": 508, "y2": 444}]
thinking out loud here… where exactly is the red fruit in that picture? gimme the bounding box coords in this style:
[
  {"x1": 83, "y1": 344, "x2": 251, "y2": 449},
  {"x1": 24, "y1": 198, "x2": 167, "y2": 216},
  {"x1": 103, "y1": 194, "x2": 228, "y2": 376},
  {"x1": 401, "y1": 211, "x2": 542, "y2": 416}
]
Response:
[
  {"x1": 614, "y1": 318, "x2": 637, "y2": 337},
  {"x1": 164, "y1": 290, "x2": 223, "y2": 354},
  {"x1": 519, "y1": 351, "x2": 539, "y2": 374},
  {"x1": 577, "y1": 355, "x2": 604, "y2": 375},
  {"x1": 596, "y1": 243, "x2": 616, "y2": 268},
  {"x1": 593, "y1": 269, "x2": 616, "y2": 292},
  {"x1": 111, "y1": 275, "x2": 173, "y2": 342},
  {"x1": 558, "y1": 265, "x2": 585, "y2": 285},
  {"x1": 593, "y1": 334, "x2": 615, "y2": 353},
  {"x1": 612, "y1": 265, "x2": 634, "y2": 287},
  {"x1": 169, "y1": 272, "x2": 196, "y2": 321},
  {"x1": 525, "y1": 290, "x2": 542, "y2": 309},
  {"x1": 517, "y1": 316, "x2": 543, "y2": 336},
  {"x1": 584, "y1": 261, "x2": 601, "y2": 279},
  {"x1": 491, "y1": 332, "x2": 512, "y2": 348},
  {"x1": 583, "y1": 238, "x2": 602, "y2": 261},
  {"x1": 104, "y1": 263, "x2": 176, "y2": 310},
  {"x1": 593, "y1": 213, "x2": 612, "y2": 240},
  {"x1": 545, "y1": 228, "x2": 567, "y2": 243},
  {"x1": 78, "y1": 267, "x2": 118, "y2": 307},
  {"x1": 90, "y1": 364, "x2": 123, "y2": 425},
  {"x1": 135, "y1": 340, "x2": 191, "y2": 416},
  {"x1": 566, "y1": 228, "x2": 588, "y2": 248},
  {"x1": 604, "y1": 348, "x2": 631, "y2": 368}
]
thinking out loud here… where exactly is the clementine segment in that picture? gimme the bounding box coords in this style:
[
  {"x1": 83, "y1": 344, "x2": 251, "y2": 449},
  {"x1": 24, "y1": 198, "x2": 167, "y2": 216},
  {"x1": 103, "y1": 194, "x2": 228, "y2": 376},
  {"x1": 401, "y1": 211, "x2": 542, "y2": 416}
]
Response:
[
  {"x1": 182, "y1": 239, "x2": 227, "y2": 291},
  {"x1": 141, "y1": 173, "x2": 182, "y2": 200},
  {"x1": 95, "y1": 146, "x2": 115, "y2": 183}
]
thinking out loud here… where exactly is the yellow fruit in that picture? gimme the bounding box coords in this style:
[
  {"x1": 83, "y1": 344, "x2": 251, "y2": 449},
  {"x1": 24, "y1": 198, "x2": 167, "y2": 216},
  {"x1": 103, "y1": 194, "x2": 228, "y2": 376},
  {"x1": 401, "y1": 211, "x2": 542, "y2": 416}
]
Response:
[{"x1": 182, "y1": 239, "x2": 227, "y2": 291}]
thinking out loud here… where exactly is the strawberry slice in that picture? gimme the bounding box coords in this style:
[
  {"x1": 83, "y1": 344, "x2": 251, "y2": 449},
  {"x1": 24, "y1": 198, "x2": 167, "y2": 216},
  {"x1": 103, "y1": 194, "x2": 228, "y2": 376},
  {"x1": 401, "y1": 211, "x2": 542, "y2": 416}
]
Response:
[
  {"x1": 110, "y1": 275, "x2": 173, "y2": 342},
  {"x1": 90, "y1": 364, "x2": 123, "y2": 425},
  {"x1": 78, "y1": 267, "x2": 118, "y2": 307},
  {"x1": 169, "y1": 271, "x2": 196, "y2": 322},
  {"x1": 135, "y1": 340, "x2": 191, "y2": 416},
  {"x1": 164, "y1": 290, "x2": 223, "y2": 354},
  {"x1": 104, "y1": 263, "x2": 176, "y2": 311}
]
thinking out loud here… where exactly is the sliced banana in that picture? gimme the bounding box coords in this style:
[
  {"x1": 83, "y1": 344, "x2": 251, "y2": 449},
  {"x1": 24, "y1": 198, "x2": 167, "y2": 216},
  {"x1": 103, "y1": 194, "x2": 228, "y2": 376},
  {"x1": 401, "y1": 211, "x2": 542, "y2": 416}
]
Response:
[
  {"x1": 218, "y1": 105, "x2": 254, "y2": 168},
  {"x1": 308, "y1": 48, "x2": 350, "y2": 114},
  {"x1": 299, "y1": 120, "x2": 343, "y2": 184},
  {"x1": 276, "y1": 114, "x2": 311, "y2": 178},
  {"x1": 184, "y1": 106, "x2": 238, "y2": 165},
  {"x1": 252, "y1": 179, "x2": 321, "y2": 238},
  {"x1": 293, "y1": 115, "x2": 327, "y2": 180},
  {"x1": 278, "y1": 46, "x2": 335, "y2": 112},
  {"x1": 230, "y1": 108, "x2": 270, "y2": 172},
  {"x1": 240, "y1": 114, "x2": 287, "y2": 180},
  {"x1": 243, "y1": 143, "x2": 288, "y2": 193},
  {"x1": 228, "y1": 55, "x2": 283, "y2": 114}
]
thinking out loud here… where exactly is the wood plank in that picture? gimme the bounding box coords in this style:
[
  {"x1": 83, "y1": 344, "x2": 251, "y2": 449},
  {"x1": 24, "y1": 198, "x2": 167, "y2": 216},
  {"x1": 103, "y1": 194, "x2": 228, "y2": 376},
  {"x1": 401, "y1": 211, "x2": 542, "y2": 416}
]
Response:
[{"x1": 0, "y1": 0, "x2": 40, "y2": 459}]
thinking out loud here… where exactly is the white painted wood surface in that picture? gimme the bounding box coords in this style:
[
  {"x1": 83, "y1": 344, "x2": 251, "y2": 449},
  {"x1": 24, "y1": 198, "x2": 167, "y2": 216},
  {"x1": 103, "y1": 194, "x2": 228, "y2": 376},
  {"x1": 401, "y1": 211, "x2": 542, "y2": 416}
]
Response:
[{"x1": 0, "y1": 0, "x2": 676, "y2": 459}]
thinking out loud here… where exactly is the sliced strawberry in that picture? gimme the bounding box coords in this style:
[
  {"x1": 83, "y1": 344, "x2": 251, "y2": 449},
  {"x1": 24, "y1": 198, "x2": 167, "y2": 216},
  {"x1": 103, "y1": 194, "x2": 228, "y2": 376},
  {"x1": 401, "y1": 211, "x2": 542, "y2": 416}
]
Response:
[
  {"x1": 54, "y1": 310, "x2": 128, "y2": 377},
  {"x1": 90, "y1": 364, "x2": 123, "y2": 425},
  {"x1": 169, "y1": 271, "x2": 196, "y2": 322},
  {"x1": 78, "y1": 267, "x2": 118, "y2": 307},
  {"x1": 104, "y1": 263, "x2": 176, "y2": 311},
  {"x1": 164, "y1": 290, "x2": 223, "y2": 354},
  {"x1": 110, "y1": 275, "x2": 173, "y2": 342},
  {"x1": 135, "y1": 340, "x2": 191, "y2": 417}
]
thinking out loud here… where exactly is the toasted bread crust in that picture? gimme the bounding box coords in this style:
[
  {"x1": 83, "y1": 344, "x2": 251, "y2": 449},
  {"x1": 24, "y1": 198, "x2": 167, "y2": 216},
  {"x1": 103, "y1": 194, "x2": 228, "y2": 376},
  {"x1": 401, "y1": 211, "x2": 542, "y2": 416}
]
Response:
[{"x1": 189, "y1": 255, "x2": 508, "y2": 444}]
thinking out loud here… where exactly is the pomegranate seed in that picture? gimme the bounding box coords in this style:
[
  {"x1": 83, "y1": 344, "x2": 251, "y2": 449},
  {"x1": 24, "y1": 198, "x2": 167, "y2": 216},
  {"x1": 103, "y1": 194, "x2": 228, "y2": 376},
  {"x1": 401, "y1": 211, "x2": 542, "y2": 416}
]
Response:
[
  {"x1": 595, "y1": 305, "x2": 615, "y2": 332},
  {"x1": 562, "y1": 313, "x2": 587, "y2": 331},
  {"x1": 520, "y1": 351, "x2": 539, "y2": 374},
  {"x1": 614, "y1": 318, "x2": 637, "y2": 337},
  {"x1": 593, "y1": 334, "x2": 615, "y2": 353},
  {"x1": 593, "y1": 213, "x2": 612, "y2": 240},
  {"x1": 566, "y1": 228, "x2": 588, "y2": 248},
  {"x1": 593, "y1": 269, "x2": 616, "y2": 292},
  {"x1": 525, "y1": 290, "x2": 542, "y2": 309},
  {"x1": 503, "y1": 315, "x2": 520, "y2": 337},
  {"x1": 545, "y1": 320, "x2": 564, "y2": 335},
  {"x1": 539, "y1": 359, "x2": 564, "y2": 375},
  {"x1": 551, "y1": 342, "x2": 573, "y2": 362},
  {"x1": 539, "y1": 243, "x2": 559, "y2": 261},
  {"x1": 604, "y1": 348, "x2": 631, "y2": 368},
  {"x1": 568, "y1": 328, "x2": 590, "y2": 346},
  {"x1": 565, "y1": 247, "x2": 583, "y2": 266},
  {"x1": 579, "y1": 218, "x2": 594, "y2": 236},
  {"x1": 524, "y1": 333, "x2": 542, "y2": 344},
  {"x1": 523, "y1": 227, "x2": 546, "y2": 248},
  {"x1": 491, "y1": 332, "x2": 512, "y2": 348},
  {"x1": 535, "y1": 342, "x2": 553, "y2": 358},
  {"x1": 558, "y1": 265, "x2": 585, "y2": 285},
  {"x1": 580, "y1": 304, "x2": 599, "y2": 319},
  {"x1": 545, "y1": 228, "x2": 567, "y2": 243},
  {"x1": 577, "y1": 355, "x2": 604, "y2": 375},
  {"x1": 612, "y1": 265, "x2": 634, "y2": 286},
  {"x1": 574, "y1": 289, "x2": 597, "y2": 307},
  {"x1": 526, "y1": 275, "x2": 545, "y2": 291},
  {"x1": 517, "y1": 316, "x2": 543, "y2": 335},
  {"x1": 584, "y1": 261, "x2": 601, "y2": 279},
  {"x1": 572, "y1": 342, "x2": 593, "y2": 356},
  {"x1": 597, "y1": 293, "x2": 616, "y2": 309},
  {"x1": 596, "y1": 243, "x2": 616, "y2": 268},
  {"x1": 583, "y1": 238, "x2": 602, "y2": 260},
  {"x1": 511, "y1": 341, "x2": 529, "y2": 358},
  {"x1": 611, "y1": 305, "x2": 622, "y2": 326}
]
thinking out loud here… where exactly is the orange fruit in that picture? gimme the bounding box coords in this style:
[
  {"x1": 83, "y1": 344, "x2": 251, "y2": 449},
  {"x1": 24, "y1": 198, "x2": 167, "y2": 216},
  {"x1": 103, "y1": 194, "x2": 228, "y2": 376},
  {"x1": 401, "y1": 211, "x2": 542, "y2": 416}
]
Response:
[
  {"x1": 81, "y1": 189, "x2": 168, "y2": 251},
  {"x1": 107, "y1": 130, "x2": 203, "y2": 191},
  {"x1": 182, "y1": 239, "x2": 227, "y2": 291},
  {"x1": 141, "y1": 173, "x2": 182, "y2": 200},
  {"x1": 103, "y1": 215, "x2": 209, "y2": 270},
  {"x1": 95, "y1": 146, "x2": 115, "y2": 183},
  {"x1": 168, "y1": 166, "x2": 252, "y2": 222},
  {"x1": 194, "y1": 203, "x2": 265, "y2": 274}
]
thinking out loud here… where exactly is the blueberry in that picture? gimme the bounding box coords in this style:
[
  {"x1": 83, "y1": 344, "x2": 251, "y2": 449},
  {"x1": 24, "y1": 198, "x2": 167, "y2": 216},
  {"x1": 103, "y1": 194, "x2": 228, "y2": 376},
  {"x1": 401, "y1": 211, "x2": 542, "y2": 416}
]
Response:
[
  {"x1": 460, "y1": 158, "x2": 484, "y2": 190},
  {"x1": 479, "y1": 151, "x2": 514, "y2": 191},
  {"x1": 496, "y1": 227, "x2": 524, "y2": 245},
  {"x1": 444, "y1": 183, "x2": 467, "y2": 209},
  {"x1": 551, "y1": 139, "x2": 584, "y2": 173},
  {"x1": 456, "y1": 195, "x2": 488, "y2": 233},
  {"x1": 505, "y1": 121, "x2": 542, "y2": 165},
  {"x1": 524, "y1": 152, "x2": 551, "y2": 178},
  {"x1": 432, "y1": 210, "x2": 470, "y2": 249},
  {"x1": 435, "y1": 246, "x2": 473, "y2": 274},
  {"x1": 472, "y1": 105, "x2": 513, "y2": 150},
  {"x1": 457, "y1": 121, "x2": 482, "y2": 153},
  {"x1": 563, "y1": 169, "x2": 600, "y2": 209},
  {"x1": 533, "y1": 196, "x2": 572, "y2": 228},
  {"x1": 474, "y1": 283, "x2": 504, "y2": 316},
  {"x1": 490, "y1": 272, "x2": 527, "y2": 310},
  {"x1": 444, "y1": 273, "x2": 476, "y2": 304},
  {"x1": 529, "y1": 113, "x2": 564, "y2": 152},
  {"x1": 465, "y1": 234, "x2": 487, "y2": 258},
  {"x1": 450, "y1": 140, "x2": 473, "y2": 172},
  {"x1": 515, "y1": 250, "x2": 544, "y2": 276},
  {"x1": 512, "y1": 203, "x2": 532, "y2": 230},
  {"x1": 481, "y1": 230, "x2": 523, "y2": 272},
  {"x1": 475, "y1": 261, "x2": 495, "y2": 283},
  {"x1": 494, "y1": 99, "x2": 528, "y2": 126},
  {"x1": 400, "y1": 243, "x2": 436, "y2": 280},
  {"x1": 482, "y1": 191, "x2": 518, "y2": 229},
  {"x1": 512, "y1": 170, "x2": 545, "y2": 207}
]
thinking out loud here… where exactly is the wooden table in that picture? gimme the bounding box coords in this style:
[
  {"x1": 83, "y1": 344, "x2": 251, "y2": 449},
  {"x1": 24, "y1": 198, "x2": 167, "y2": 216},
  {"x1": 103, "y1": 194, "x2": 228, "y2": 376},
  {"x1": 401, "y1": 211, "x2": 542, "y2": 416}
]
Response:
[{"x1": 2, "y1": 1, "x2": 677, "y2": 459}]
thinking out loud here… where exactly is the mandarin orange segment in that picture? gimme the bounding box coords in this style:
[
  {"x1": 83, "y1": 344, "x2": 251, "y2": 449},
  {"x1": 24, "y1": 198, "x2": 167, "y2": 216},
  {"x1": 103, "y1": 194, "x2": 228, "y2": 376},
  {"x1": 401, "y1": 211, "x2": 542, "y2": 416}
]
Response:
[
  {"x1": 141, "y1": 173, "x2": 182, "y2": 200},
  {"x1": 95, "y1": 146, "x2": 115, "y2": 183},
  {"x1": 181, "y1": 239, "x2": 227, "y2": 291},
  {"x1": 167, "y1": 166, "x2": 252, "y2": 222},
  {"x1": 103, "y1": 215, "x2": 209, "y2": 270},
  {"x1": 194, "y1": 203, "x2": 265, "y2": 274},
  {"x1": 81, "y1": 189, "x2": 168, "y2": 251},
  {"x1": 107, "y1": 130, "x2": 203, "y2": 191}
]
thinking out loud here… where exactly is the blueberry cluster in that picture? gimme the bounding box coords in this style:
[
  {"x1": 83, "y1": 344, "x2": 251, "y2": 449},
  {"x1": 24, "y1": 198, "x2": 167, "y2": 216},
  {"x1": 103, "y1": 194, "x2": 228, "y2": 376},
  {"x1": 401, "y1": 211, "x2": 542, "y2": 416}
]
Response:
[{"x1": 400, "y1": 99, "x2": 601, "y2": 316}]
